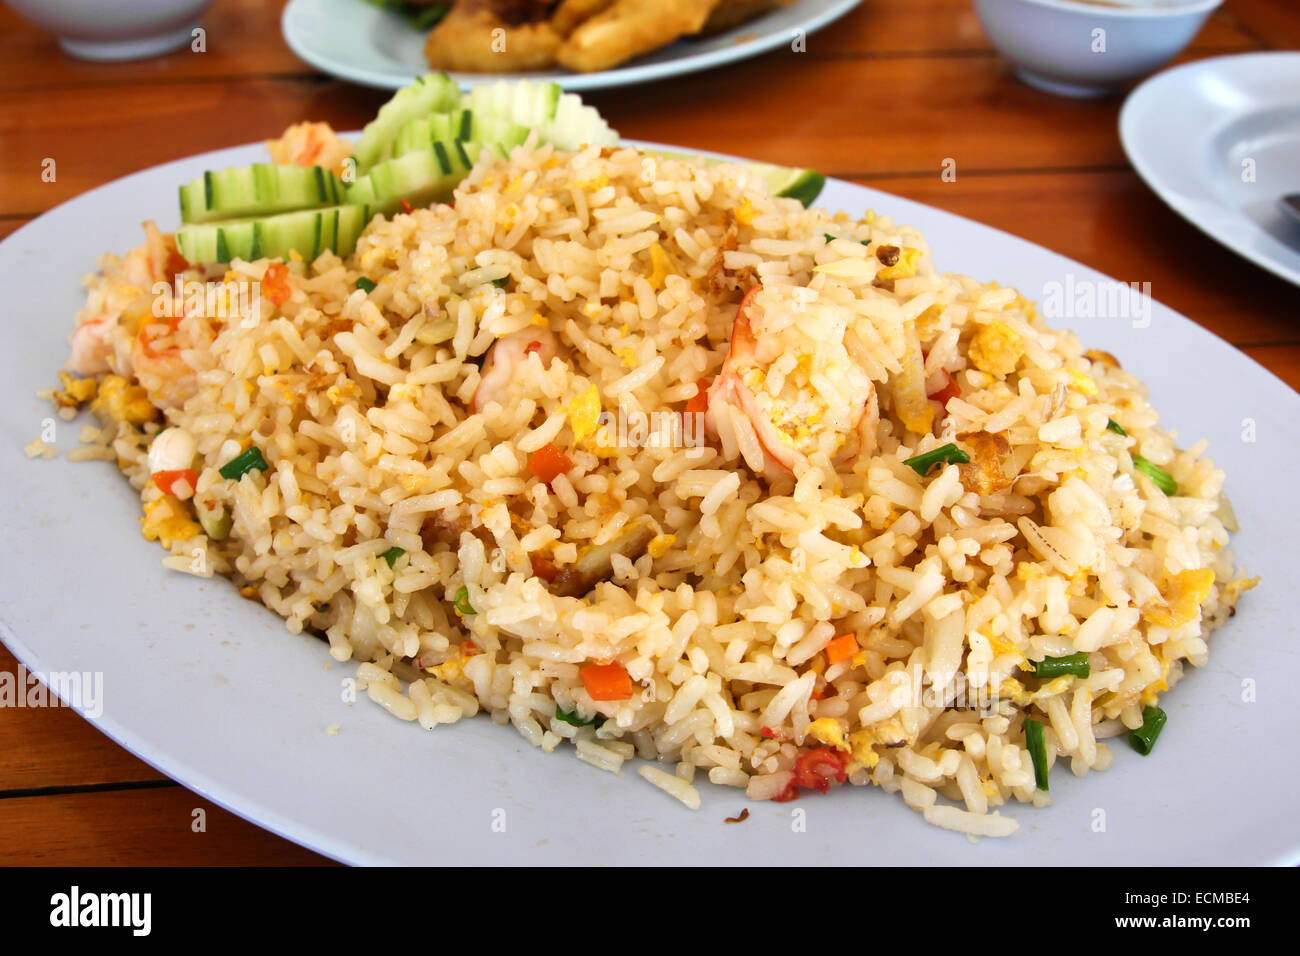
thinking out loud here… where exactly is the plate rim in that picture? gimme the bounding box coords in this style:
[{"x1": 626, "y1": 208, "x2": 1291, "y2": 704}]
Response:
[
  {"x1": 280, "y1": 0, "x2": 865, "y2": 91},
  {"x1": 1118, "y1": 50, "x2": 1300, "y2": 289},
  {"x1": 3, "y1": 137, "x2": 1299, "y2": 867}
]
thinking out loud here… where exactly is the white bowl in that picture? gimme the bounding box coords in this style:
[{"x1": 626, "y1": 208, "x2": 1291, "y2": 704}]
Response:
[
  {"x1": 7, "y1": 0, "x2": 216, "y2": 62},
  {"x1": 973, "y1": 0, "x2": 1225, "y2": 98}
]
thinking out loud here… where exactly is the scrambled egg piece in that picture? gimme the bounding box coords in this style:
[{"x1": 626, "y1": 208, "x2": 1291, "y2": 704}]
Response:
[
  {"x1": 806, "y1": 718, "x2": 848, "y2": 752},
  {"x1": 1065, "y1": 368, "x2": 1098, "y2": 396},
  {"x1": 140, "y1": 496, "x2": 200, "y2": 549},
  {"x1": 847, "y1": 728, "x2": 880, "y2": 772},
  {"x1": 647, "y1": 533, "x2": 676, "y2": 559},
  {"x1": 53, "y1": 371, "x2": 98, "y2": 410},
  {"x1": 92, "y1": 375, "x2": 156, "y2": 425},
  {"x1": 998, "y1": 677, "x2": 1031, "y2": 705},
  {"x1": 969, "y1": 321, "x2": 1025, "y2": 377},
  {"x1": 648, "y1": 242, "x2": 674, "y2": 291},
  {"x1": 567, "y1": 385, "x2": 602, "y2": 442},
  {"x1": 1143, "y1": 568, "x2": 1215, "y2": 628},
  {"x1": 734, "y1": 199, "x2": 759, "y2": 227}
]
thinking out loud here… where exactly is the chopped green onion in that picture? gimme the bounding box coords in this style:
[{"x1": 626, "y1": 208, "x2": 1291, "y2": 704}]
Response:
[
  {"x1": 1032, "y1": 652, "x2": 1091, "y2": 679},
  {"x1": 356, "y1": 277, "x2": 377, "y2": 294},
  {"x1": 1129, "y1": 705, "x2": 1167, "y2": 755},
  {"x1": 380, "y1": 546, "x2": 404, "y2": 568},
  {"x1": 453, "y1": 585, "x2": 475, "y2": 615},
  {"x1": 491, "y1": 276, "x2": 510, "y2": 288},
  {"x1": 218, "y1": 446, "x2": 268, "y2": 481},
  {"x1": 1106, "y1": 418, "x2": 1127, "y2": 436},
  {"x1": 903, "y1": 442, "x2": 971, "y2": 477},
  {"x1": 1024, "y1": 717, "x2": 1050, "y2": 791},
  {"x1": 1133, "y1": 455, "x2": 1177, "y2": 495},
  {"x1": 823, "y1": 233, "x2": 871, "y2": 246},
  {"x1": 553, "y1": 706, "x2": 606, "y2": 729}
]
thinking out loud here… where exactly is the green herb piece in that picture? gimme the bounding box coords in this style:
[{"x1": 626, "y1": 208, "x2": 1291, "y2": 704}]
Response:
[
  {"x1": 218, "y1": 446, "x2": 268, "y2": 481},
  {"x1": 380, "y1": 546, "x2": 404, "y2": 568},
  {"x1": 356, "y1": 277, "x2": 377, "y2": 294},
  {"x1": 903, "y1": 442, "x2": 970, "y2": 477},
  {"x1": 1106, "y1": 418, "x2": 1127, "y2": 436},
  {"x1": 454, "y1": 585, "x2": 475, "y2": 615},
  {"x1": 1032, "y1": 652, "x2": 1091, "y2": 679},
  {"x1": 1129, "y1": 706, "x2": 1167, "y2": 755},
  {"x1": 1133, "y1": 455, "x2": 1176, "y2": 495},
  {"x1": 1024, "y1": 717, "x2": 1050, "y2": 791}
]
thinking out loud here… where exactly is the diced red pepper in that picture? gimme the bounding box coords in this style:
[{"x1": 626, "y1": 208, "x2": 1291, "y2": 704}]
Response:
[
  {"x1": 760, "y1": 725, "x2": 780, "y2": 740},
  {"x1": 826, "y1": 633, "x2": 858, "y2": 666},
  {"x1": 153, "y1": 469, "x2": 198, "y2": 496},
  {"x1": 263, "y1": 262, "x2": 292, "y2": 307},
  {"x1": 399, "y1": 198, "x2": 413, "y2": 215},
  {"x1": 523, "y1": 339, "x2": 545, "y2": 356},
  {"x1": 927, "y1": 368, "x2": 961, "y2": 408},
  {"x1": 527, "y1": 442, "x2": 573, "y2": 484},
  {"x1": 792, "y1": 747, "x2": 848, "y2": 794}
]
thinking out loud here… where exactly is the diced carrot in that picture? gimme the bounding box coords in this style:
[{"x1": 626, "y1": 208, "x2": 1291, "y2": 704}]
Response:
[
  {"x1": 263, "y1": 262, "x2": 292, "y2": 307},
  {"x1": 760, "y1": 725, "x2": 780, "y2": 740},
  {"x1": 399, "y1": 198, "x2": 413, "y2": 215},
  {"x1": 527, "y1": 442, "x2": 573, "y2": 484},
  {"x1": 825, "y1": 633, "x2": 858, "y2": 666},
  {"x1": 152, "y1": 469, "x2": 198, "y2": 496},
  {"x1": 580, "y1": 662, "x2": 632, "y2": 701},
  {"x1": 685, "y1": 377, "x2": 712, "y2": 418}
]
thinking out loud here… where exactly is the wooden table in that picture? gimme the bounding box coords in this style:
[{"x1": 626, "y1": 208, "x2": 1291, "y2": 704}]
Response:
[{"x1": 1, "y1": 0, "x2": 1296, "y2": 866}]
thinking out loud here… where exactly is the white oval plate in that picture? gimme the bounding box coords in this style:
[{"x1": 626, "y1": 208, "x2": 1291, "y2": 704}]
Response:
[
  {"x1": 1, "y1": 140, "x2": 1298, "y2": 866},
  {"x1": 1120, "y1": 51, "x2": 1300, "y2": 288},
  {"x1": 281, "y1": 0, "x2": 862, "y2": 91}
]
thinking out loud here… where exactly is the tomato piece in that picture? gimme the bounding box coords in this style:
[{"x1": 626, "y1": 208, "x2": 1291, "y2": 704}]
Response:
[
  {"x1": 579, "y1": 662, "x2": 632, "y2": 701},
  {"x1": 792, "y1": 747, "x2": 848, "y2": 794},
  {"x1": 760, "y1": 725, "x2": 780, "y2": 740},
  {"x1": 263, "y1": 262, "x2": 292, "y2": 307},
  {"x1": 153, "y1": 469, "x2": 198, "y2": 496},
  {"x1": 927, "y1": 368, "x2": 961, "y2": 408},
  {"x1": 527, "y1": 442, "x2": 574, "y2": 484}
]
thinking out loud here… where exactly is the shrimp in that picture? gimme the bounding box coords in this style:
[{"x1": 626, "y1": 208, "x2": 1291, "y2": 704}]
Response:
[
  {"x1": 706, "y1": 285, "x2": 877, "y2": 481},
  {"x1": 472, "y1": 327, "x2": 558, "y2": 412},
  {"x1": 66, "y1": 222, "x2": 188, "y2": 378},
  {"x1": 267, "y1": 122, "x2": 353, "y2": 176}
]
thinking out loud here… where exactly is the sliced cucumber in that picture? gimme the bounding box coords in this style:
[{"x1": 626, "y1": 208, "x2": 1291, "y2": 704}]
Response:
[
  {"x1": 344, "y1": 142, "x2": 480, "y2": 216},
  {"x1": 391, "y1": 110, "x2": 530, "y2": 159},
  {"x1": 464, "y1": 79, "x2": 563, "y2": 130},
  {"x1": 544, "y1": 92, "x2": 619, "y2": 151},
  {"x1": 352, "y1": 72, "x2": 461, "y2": 173},
  {"x1": 175, "y1": 204, "x2": 370, "y2": 265},
  {"x1": 463, "y1": 80, "x2": 617, "y2": 151},
  {"x1": 642, "y1": 149, "x2": 825, "y2": 207},
  {"x1": 178, "y1": 163, "x2": 345, "y2": 224}
]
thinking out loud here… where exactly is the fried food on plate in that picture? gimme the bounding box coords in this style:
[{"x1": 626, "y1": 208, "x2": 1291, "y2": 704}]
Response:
[
  {"x1": 555, "y1": 0, "x2": 717, "y2": 73},
  {"x1": 424, "y1": 1, "x2": 564, "y2": 72},
  {"x1": 700, "y1": 0, "x2": 794, "y2": 35}
]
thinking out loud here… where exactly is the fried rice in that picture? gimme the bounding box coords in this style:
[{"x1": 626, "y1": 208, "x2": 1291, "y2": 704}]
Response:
[{"x1": 50, "y1": 142, "x2": 1257, "y2": 835}]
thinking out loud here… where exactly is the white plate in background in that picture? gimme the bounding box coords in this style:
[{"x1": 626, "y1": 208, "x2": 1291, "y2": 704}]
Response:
[
  {"x1": 282, "y1": 0, "x2": 863, "y2": 91},
  {"x1": 0, "y1": 139, "x2": 1297, "y2": 865},
  {"x1": 1120, "y1": 52, "x2": 1300, "y2": 288}
]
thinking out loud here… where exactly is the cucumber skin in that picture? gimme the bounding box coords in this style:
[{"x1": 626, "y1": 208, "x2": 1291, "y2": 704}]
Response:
[
  {"x1": 779, "y1": 171, "x2": 826, "y2": 207},
  {"x1": 353, "y1": 73, "x2": 460, "y2": 173},
  {"x1": 175, "y1": 204, "x2": 370, "y2": 265},
  {"x1": 179, "y1": 163, "x2": 344, "y2": 224}
]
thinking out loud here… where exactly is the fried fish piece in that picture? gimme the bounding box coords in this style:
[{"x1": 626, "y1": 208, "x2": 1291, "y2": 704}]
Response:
[
  {"x1": 551, "y1": 0, "x2": 617, "y2": 35},
  {"x1": 699, "y1": 0, "x2": 793, "y2": 35},
  {"x1": 424, "y1": 2, "x2": 563, "y2": 72},
  {"x1": 556, "y1": 0, "x2": 719, "y2": 73}
]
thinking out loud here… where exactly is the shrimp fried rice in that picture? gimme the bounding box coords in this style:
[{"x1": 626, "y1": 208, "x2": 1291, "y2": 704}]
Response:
[{"x1": 53, "y1": 144, "x2": 1257, "y2": 836}]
